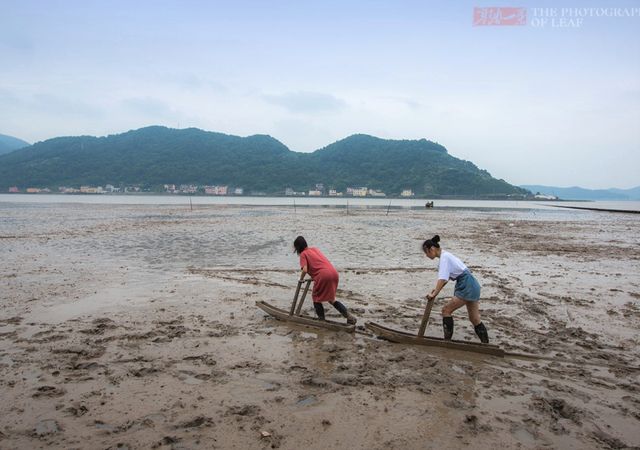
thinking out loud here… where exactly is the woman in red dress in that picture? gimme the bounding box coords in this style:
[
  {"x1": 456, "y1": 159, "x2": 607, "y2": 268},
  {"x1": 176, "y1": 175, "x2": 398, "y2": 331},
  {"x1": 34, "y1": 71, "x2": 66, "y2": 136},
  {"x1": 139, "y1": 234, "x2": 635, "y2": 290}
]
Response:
[{"x1": 294, "y1": 236, "x2": 356, "y2": 324}]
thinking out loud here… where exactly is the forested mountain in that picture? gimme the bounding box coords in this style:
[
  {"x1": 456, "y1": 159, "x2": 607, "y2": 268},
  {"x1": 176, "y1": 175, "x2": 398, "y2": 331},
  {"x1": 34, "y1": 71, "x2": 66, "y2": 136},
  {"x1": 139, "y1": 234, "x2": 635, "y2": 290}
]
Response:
[
  {"x1": 0, "y1": 126, "x2": 528, "y2": 197},
  {"x1": 0, "y1": 134, "x2": 30, "y2": 156}
]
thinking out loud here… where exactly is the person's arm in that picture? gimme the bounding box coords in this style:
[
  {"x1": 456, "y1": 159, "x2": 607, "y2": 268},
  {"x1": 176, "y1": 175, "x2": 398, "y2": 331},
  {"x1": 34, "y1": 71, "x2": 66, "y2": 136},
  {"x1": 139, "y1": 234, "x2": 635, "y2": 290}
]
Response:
[
  {"x1": 299, "y1": 265, "x2": 308, "y2": 282},
  {"x1": 426, "y1": 279, "x2": 447, "y2": 300}
]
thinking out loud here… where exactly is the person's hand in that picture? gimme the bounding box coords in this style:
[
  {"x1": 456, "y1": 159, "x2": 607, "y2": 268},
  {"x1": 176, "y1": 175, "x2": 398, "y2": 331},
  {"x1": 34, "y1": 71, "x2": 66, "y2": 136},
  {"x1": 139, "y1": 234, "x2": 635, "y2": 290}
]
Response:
[{"x1": 426, "y1": 293, "x2": 435, "y2": 301}]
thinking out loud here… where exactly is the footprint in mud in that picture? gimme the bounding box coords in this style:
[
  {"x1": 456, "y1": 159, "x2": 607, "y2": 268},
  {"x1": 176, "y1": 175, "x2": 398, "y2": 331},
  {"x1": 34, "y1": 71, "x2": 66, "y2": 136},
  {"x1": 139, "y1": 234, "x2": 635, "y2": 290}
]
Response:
[
  {"x1": 128, "y1": 366, "x2": 160, "y2": 377},
  {"x1": 79, "y1": 318, "x2": 117, "y2": 335},
  {"x1": 32, "y1": 386, "x2": 67, "y2": 398},
  {"x1": 531, "y1": 395, "x2": 584, "y2": 426},
  {"x1": 224, "y1": 405, "x2": 262, "y2": 417},
  {"x1": 176, "y1": 371, "x2": 212, "y2": 384},
  {"x1": 175, "y1": 415, "x2": 214, "y2": 430}
]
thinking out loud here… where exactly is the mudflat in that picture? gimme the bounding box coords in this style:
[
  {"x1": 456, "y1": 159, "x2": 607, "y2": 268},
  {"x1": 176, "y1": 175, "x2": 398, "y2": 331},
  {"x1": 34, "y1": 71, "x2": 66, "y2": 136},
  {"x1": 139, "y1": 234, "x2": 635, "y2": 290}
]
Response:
[{"x1": 1, "y1": 202, "x2": 639, "y2": 449}]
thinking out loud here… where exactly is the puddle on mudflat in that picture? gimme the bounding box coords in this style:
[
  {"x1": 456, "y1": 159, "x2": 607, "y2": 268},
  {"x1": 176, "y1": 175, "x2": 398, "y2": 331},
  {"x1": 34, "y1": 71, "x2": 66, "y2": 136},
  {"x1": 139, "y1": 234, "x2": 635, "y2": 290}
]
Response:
[
  {"x1": 394, "y1": 404, "x2": 430, "y2": 418},
  {"x1": 286, "y1": 395, "x2": 317, "y2": 409},
  {"x1": 22, "y1": 371, "x2": 41, "y2": 383},
  {"x1": 95, "y1": 421, "x2": 119, "y2": 432},
  {"x1": 298, "y1": 331, "x2": 319, "y2": 339},
  {"x1": 145, "y1": 413, "x2": 166, "y2": 422},
  {"x1": 513, "y1": 426, "x2": 541, "y2": 445},
  {"x1": 249, "y1": 377, "x2": 280, "y2": 390},
  {"x1": 0, "y1": 325, "x2": 16, "y2": 335},
  {"x1": 253, "y1": 327, "x2": 293, "y2": 342},
  {"x1": 35, "y1": 419, "x2": 59, "y2": 436},
  {"x1": 94, "y1": 414, "x2": 166, "y2": 433},
  {"x1": 178, "y1": 372, "x2": 203, "y2": 385},
  {"x1": 18, "y1": 324, "x2": 52, "y2": 340},
  {"x1": 1, "y1": 354, "x2": 15, "y2": 367}
]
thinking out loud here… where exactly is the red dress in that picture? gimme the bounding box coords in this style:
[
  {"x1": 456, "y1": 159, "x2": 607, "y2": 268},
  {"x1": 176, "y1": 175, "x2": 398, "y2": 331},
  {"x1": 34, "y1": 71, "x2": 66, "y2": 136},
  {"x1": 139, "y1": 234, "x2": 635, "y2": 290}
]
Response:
[{"x1": 300, "y1": 247, "x2": 339, "y2": 303}]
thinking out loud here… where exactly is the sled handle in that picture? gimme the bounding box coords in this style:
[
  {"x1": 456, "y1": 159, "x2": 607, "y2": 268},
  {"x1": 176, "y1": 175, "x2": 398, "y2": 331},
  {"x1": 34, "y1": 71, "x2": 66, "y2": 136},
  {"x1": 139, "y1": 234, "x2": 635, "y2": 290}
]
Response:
[
  {"x1": 295, "y1": 279, "x2": 312, "y2": 316},
  {"x1": 289, "y1": 281, "x2": 303, "y2": 316},
  {"x1": 417, "y1": 297, "x2": 435, "y2": 338}
]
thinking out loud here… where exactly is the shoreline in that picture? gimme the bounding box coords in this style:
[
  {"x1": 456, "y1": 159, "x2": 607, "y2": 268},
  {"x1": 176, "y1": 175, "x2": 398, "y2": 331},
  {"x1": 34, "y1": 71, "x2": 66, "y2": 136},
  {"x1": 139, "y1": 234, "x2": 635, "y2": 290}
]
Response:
[{"x1": 0, "y1": 191, "x2": 607, "y2": 202}]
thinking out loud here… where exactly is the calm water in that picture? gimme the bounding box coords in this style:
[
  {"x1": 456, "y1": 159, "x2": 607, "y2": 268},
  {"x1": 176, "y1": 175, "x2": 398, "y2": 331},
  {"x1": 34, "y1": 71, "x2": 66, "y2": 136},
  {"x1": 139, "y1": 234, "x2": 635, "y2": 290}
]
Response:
[{"x1": 1, "y1": 194, "x2": 639, "y2": 212}]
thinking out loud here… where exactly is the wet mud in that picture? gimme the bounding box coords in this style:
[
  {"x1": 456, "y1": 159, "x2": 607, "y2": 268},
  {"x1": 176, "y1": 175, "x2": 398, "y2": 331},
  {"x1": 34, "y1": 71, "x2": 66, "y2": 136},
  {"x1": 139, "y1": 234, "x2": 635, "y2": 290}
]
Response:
[{"x1": 0, "y1": 202, "x2": 639, "y2": 449}]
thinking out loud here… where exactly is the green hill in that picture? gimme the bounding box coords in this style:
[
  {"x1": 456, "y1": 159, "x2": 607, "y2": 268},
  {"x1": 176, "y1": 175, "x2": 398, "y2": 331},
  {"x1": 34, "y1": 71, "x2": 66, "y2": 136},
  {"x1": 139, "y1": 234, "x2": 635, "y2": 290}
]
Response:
[
  {"x1": 0, "y1": 134, "x2": 30, "y2": 156},
  {"x1": 0, "y1": 126, "x2": 528, "y2": 197}
]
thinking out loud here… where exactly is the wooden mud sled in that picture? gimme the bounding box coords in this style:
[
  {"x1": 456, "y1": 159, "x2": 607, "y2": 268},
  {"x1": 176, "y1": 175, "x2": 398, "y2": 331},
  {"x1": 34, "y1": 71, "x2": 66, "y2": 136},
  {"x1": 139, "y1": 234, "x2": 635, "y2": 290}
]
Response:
[
  {"x1": 365, "y1": 297, "x2": 504, "y2": 357},
  {"x1": 256, "y1": 279, "x2": 356, "y2": 333}
]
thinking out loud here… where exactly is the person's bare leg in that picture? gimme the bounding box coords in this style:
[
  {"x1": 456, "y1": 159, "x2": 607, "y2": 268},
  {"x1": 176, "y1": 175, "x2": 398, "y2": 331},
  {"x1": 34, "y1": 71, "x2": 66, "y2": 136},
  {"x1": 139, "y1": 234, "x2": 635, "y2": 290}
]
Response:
[
  {"x1": 465, "y1": 301, "x2": 489, "y2": 343},
  {"x1": 441, "y1": 296, "x2": 468, "y2": 339},
  {"x1": 465, "y1": 301, "x2": 481, "y2": 326}
]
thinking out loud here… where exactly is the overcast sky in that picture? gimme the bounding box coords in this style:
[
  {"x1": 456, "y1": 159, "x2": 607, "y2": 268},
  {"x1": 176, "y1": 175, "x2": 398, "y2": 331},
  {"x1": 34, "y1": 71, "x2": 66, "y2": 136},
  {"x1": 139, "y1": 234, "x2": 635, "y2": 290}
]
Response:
[{"x1": 1, "y1": 0, "x2": 639, "y2": 189}]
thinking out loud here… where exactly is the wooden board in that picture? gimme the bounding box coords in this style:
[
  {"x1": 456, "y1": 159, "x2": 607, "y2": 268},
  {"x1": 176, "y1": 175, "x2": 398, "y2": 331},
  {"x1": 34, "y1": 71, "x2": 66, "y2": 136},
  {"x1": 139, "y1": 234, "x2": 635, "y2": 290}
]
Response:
[
  {"x1": 365, "y1": 322, "x2": 504, "y2": 357},
  {"x1": 256, "y1": 300, "x2": 356, "y2": 333}
]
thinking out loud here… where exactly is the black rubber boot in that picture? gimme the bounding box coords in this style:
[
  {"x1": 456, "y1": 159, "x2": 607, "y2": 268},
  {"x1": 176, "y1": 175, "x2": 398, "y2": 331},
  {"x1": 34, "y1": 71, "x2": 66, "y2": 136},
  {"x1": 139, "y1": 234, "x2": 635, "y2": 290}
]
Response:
[
  {"x1": 313, "y1": 302, "x2": 326, "y2": 321},
  {"x1": 443, "y1": 317, "x2": 454, "y2": 340},
  {"x1": 332, "y1": 301, "x2": 357, "y2": 324},
  {"x1": 474, "y1": 322, "x2": 489, "y2": 344}
]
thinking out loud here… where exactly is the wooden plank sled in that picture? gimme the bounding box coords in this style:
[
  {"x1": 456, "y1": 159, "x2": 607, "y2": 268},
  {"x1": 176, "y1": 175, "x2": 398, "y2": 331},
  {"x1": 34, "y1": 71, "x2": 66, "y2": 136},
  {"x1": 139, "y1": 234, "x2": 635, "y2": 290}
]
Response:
[
  {"x1": 256, "y1": 279, "x2": 355, "y2": 333},
  {"x1": 365, "y1": 322, "x2": 504, "y2": 357},
  {"x1": 256, "y1": 300, "x2": 356, "y2": 333}
]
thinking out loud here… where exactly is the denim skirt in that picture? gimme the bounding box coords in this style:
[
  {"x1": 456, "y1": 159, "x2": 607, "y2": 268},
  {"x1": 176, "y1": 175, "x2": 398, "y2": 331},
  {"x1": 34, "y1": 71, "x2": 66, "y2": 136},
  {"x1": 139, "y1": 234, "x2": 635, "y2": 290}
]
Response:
[{"x1": 454, "y1": 269, "x2": 481, "y2": 301}]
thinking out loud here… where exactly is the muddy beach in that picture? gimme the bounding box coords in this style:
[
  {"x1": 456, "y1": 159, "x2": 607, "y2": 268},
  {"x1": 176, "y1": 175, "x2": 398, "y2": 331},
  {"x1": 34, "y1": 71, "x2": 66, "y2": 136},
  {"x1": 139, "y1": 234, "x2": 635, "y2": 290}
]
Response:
[{"x1": 0, "y1": 201, "x2": 639, "y2": 449}]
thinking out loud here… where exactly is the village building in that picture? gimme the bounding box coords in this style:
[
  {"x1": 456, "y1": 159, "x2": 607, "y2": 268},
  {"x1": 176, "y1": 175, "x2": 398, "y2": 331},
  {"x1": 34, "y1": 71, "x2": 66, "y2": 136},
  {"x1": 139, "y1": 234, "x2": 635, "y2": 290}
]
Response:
[
  {"x1": 204, "y1": 186, "x2": 228, "y2": 195},
  {"x1": 534, "y1": 194, "x2": 557, "y2": 200},
  {"x1": 401, "y1": 189, "x2": 414, "y2": 197}
]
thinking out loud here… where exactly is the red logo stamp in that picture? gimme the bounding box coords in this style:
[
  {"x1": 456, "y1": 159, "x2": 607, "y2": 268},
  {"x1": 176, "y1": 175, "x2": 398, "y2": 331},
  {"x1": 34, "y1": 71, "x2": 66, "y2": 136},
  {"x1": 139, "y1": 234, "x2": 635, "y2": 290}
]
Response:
[{"x1": 473, "y1": 7, "x2": 527, "y2": 26}]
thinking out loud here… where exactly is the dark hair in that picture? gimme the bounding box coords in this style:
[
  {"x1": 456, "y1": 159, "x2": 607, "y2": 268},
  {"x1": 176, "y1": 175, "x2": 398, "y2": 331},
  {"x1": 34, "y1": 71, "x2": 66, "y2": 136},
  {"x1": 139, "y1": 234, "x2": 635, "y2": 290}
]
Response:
[
  {"x1": 422, "y1": 235, "x2": 441, "y2": 251},
  {"x1": 293, "y1": 236, "x2": 308, "y2": 255}
]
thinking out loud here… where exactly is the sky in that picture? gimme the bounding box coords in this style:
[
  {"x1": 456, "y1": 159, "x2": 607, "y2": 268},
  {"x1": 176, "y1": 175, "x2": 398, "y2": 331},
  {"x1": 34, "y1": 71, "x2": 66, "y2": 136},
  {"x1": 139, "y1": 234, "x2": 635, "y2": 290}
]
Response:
[{"x1": 1, "y1": 0, "x2": 639, "y2": 190}]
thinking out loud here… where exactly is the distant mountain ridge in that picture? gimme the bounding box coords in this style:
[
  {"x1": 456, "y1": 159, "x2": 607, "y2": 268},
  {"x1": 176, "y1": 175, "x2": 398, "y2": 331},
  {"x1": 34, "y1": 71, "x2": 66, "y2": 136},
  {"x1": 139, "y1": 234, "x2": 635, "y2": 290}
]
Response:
[
  {"x1": 520, "y1": 185, "x2": 640, "y2": 201},
  {"x1": 0, "y1": 134, "x2": 30, "y2": 155},
  {"x1": 0, "y1": 126, "x2": 528, "y2": 197}
]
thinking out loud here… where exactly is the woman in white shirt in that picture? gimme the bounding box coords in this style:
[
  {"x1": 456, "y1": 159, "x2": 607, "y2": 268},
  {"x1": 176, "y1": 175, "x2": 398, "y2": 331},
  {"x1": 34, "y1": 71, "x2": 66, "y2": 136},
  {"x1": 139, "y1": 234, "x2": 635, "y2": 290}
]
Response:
[{"x1": 422, "y1": 235, "x2": 489, "y2": 343}]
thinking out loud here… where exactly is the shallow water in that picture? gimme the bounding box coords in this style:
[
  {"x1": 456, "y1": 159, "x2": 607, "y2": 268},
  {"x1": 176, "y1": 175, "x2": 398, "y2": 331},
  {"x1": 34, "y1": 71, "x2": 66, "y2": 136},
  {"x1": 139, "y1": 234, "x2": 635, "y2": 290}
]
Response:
[{"x1": 2, "y1": 193, "x2": 639, "y2": 212}]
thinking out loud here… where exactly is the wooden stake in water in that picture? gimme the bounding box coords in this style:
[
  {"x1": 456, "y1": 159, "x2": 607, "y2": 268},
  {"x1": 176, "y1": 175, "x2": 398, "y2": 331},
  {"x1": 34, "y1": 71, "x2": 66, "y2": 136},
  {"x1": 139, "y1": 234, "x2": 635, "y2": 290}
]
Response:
[
  {"x1": 386, "y1": 199, "x2": 392, "y2": 216},
  {"x1": 293, "y1": 198, "x2": 296, "y2": 213},
  {"x1": 189, "y1": 194, "x2": 193, "y2": 211}
]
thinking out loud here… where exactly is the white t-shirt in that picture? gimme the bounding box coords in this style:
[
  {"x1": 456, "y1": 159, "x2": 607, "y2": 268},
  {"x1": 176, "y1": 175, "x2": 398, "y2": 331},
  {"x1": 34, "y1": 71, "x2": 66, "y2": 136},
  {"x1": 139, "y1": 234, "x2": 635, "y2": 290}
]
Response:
[{"x1": 437, "y1": 250, "x2": 468, "y2": 281}]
